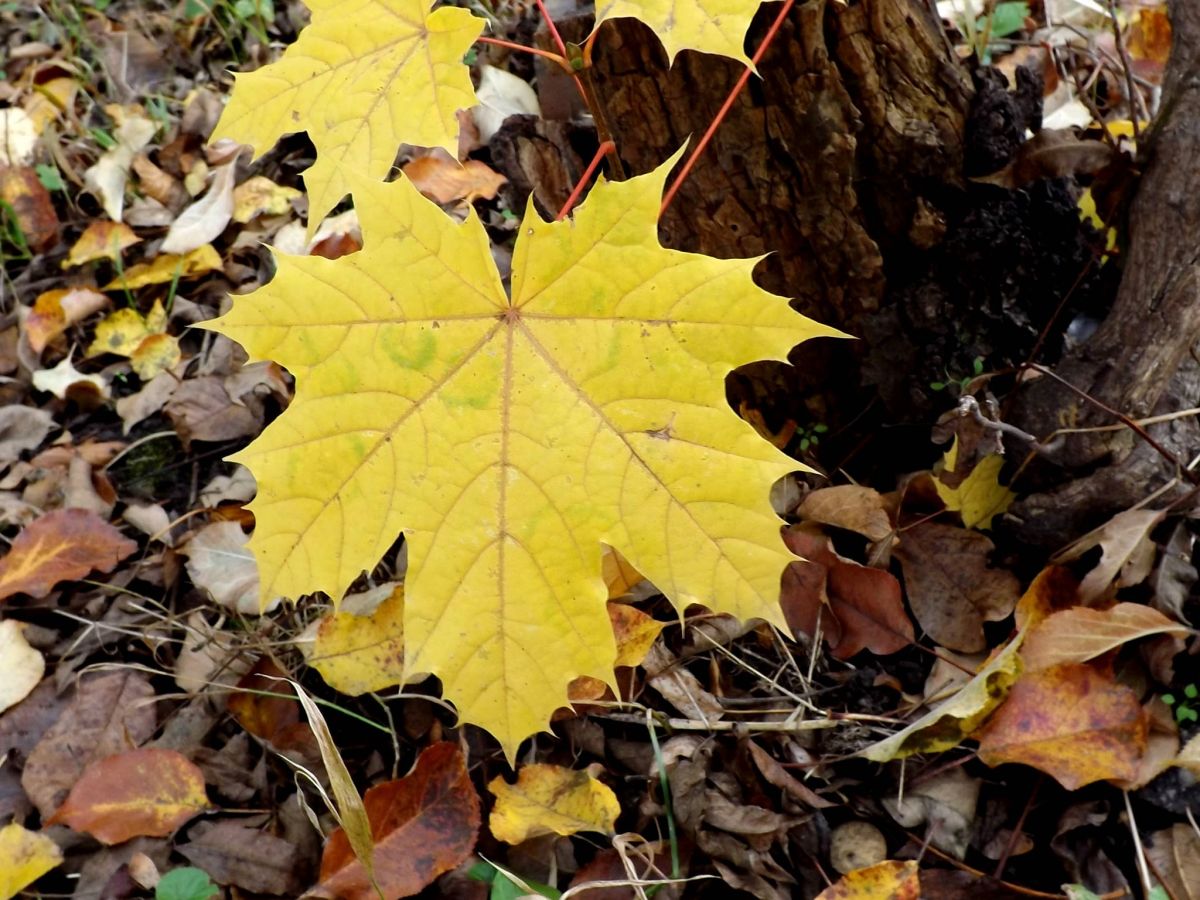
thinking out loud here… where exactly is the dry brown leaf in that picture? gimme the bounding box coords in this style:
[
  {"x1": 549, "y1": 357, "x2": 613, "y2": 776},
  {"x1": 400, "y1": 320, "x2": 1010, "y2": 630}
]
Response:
[
  {"x1": 796, "y1": 484, "x2": 893, "y2": 542},
  {"x1": 402, "y1": 154, "x2": 507, "y2": 205},
  {"x1": 177, "y1": 821, "x2": 303, "y2": 895},
  {"x1": 1021, "y1": 602, "x2": 1191, "y2": 671},
  {"x1": 894, "y1": 522, "x2": 1020, "y2": 653},
  {"x1": 1054, "y1": 508, "x2": 1166, "y2": 604}
]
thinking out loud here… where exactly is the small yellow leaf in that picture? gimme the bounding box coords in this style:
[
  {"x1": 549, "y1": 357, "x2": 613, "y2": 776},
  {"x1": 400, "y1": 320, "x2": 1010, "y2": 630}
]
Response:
[
  {"x1": 601, "y1": 546, "x2": 644, "y2": 599},
  {"x1": 934, "y1": 438, "x2": 1014, "y2": 530},
  {"x1": 212, "y1": 0, "x2": 485, "y2": 229},
  {"x1": 130, "y1": 332, "x2": 182, "y2": 381},
  {"x1": 1177, "y1": 733, "x2": 1200, "y2": 776},
  {"x1": 0, "y1": 823, "x2": 62, "y2": 898},
  {"x1": 233, "y1": 175, "x2": 302, "y2": 223},
  {"x1": 488, "y1": 764, "x2": 619, "y2": 844},
  {"x1": 87, "y1": 301, "x2": 169, "y2": 360},
  {"x1": 101, "y1": 245, "x2": 222, "y2": 290},
  {"x1": 308, "y1": 583, "x2": 406, "y2": 696},
  {"x1": 814, "y1": 860, "x2": 920, "y2": 900},
  {"x1": 64, "y1": 221, "x2": 141, "y2": 268},
  {"x1": 593, "y1": 0, "x2": 763, "y2": 65},
  {"x1": 860, "y1": 637, "x2": 1023, "y2": 761},
  {"x1": 609, "y1": 602, "x2": 663, "y2": 668}
]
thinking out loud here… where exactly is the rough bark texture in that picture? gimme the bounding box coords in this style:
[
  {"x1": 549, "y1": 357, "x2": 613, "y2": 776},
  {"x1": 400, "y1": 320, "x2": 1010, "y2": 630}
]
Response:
[{"x1": 1010, "y1": 0, "x2": 1200, "y2": 542}]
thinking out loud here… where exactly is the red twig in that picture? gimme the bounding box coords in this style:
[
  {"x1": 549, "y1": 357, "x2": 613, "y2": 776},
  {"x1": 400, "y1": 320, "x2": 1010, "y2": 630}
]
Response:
[
  {"x1": 557, "y1": 140, "x2": 615, "y2": 220},
  {"x1": 660, "y1": 0, "x2": 795, "y2": 217},
  {"x1": 477, "y1": 35, "x2": 568, "y2": 68}
]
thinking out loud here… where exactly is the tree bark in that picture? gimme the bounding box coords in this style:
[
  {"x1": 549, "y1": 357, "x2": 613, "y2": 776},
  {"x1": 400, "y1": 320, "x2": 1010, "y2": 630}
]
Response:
[{"x1": 1009, "y1": 0, "x2": 1200, "y2": 542}]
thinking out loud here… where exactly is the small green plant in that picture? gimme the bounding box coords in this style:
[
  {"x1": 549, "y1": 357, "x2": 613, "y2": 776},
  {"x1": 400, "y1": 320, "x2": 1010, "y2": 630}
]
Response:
[
  {"x1": 1163, "y1": 683, "x2": 1199, "y2": 724},
  {"x1": 930, "y1": 355, "x2": 985, "y2": 393},
  {"x1": 185, "y1": 0, "x2": 275, "y2": 47},
  {"x1": 155, "y1": 867, "x2": 219, "y2": 900},
  {"x1": 798, "y1": 422, "x2": 828, "y2": 454},
  {"x1": 36, "y1": 164, "x2": 65, "y2": 192}
]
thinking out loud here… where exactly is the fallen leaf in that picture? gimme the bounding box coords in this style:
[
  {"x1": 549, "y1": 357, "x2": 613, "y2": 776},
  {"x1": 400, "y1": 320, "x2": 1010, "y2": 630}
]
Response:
[
  {"x1": 63, "y1": 221, "x2": 141, "y2": 268},
  {"x1": 232, "y1": 175, "x2": 301, "y2": 223},
  {"x1": 860, "y1": 638, "x2": 1023, "y2": 761},
  {"x1": 227, "y1": 658, "x2": 301, "y2": 745},
  {"x1": 0, "y1": 165, "x2": 58, "y2": 252},
  {"x1": 602, "y1": 545, "x2": 645, "y2": 598},
  {"x1": 0, "y1": 620, "x2": 44, "y2": 715},
  {"x1": 975, "y1": 130, "x2": 1117, "y2": 190},
  {"x1": 1054, "y1": 508, "x2": 1166, "y2": 604},
  {"x1": 0, "y1": 822, "x2": 62, "y2": 897},
  {"x1": 47, "y1": 748, "x2": 209, "y2": 844},
  {"x1": 894, "y1": 522, "x2": 1020, "y2": 653},
  {"x1": 204, "y1": 155, "x2": 840, "y2": 755},
  {"x1": 86, "y1": 300, "x2": 168, "y2": 359},
  {"x1": 781, "y1": 526, "x2": 913, "y2": 659},
  {"x1": 177, "y1": 821, "x2": 302, "y2": 895},
  {"x1": 165, "y1": 375, "x2": 266, "y2": 445},
  {"x1": 0, "y1": 406, "x2": 54, "y2": 464},
  {"x1": 592, "y1": 0, "x2": 764, "y2": 64},
  {"x1": 161, "y1": 162, "x2": 236, "y2": 255},
  {"x1": 814, "y1": 859, "x2": 920, "y2": 900},
  {"x1": 883, "y1": 766, "x2": 978, "y2": 859},
  {"x1": 84, "y1": 112, "x2": 157, "y2": 221},
  {"x1": 1021, "y1": 602, "x2": 1190, "y2": 671},
  {"x1": 1014, "y1": 565, "x2": 1080, "y2": 631},
  {"x1": 0, "y1": 508, "x2": 137, "y2": 602},
  {"x1": 307, "y1": 583, "x2": 406, "y2": 696},
  {"x1": 32, "y1": 354, "x2": 110, "y2": 401},
  {"x1": 974, "y1": 663, "x2": 1148, "y2": 790},
  {"x1": 489, "y1": 762, "x2": 619, "y2": 844},
  {"x1": 101, "y1": 244, "x2": 222, "y2": 290},
  {"x1": 472, "y1": 64, "x2": 540, "y2": 144},
  {"x1": 130, "y1": 332, "x2": 182, "y2": 381},
  {"x1": 402, "y1": 155, "x2": 507, "y2": 205},
  {"x1": 609, "y1": 601, "x2": 664, "y2": 667},
  {"x1": 796, "y1": 485, "x2": 893, "y2": 542},
  {"x1": 23, "y1": 77, "x2": 78, "y2": 134},
  {"x1": 0, "y1": 108, "x2": 38, "y2": 166},
  {"x1": 1128, "y1": 6, "x2": 1172, "y2": 65},
  {"x1": 1177, "y1": 732, "x2": 1200, "y2": 776},
  {"x1": 22, "y1": 671, "x2": 157, "y2": 818},
  {"x1": 24, "y1": 287, "x2": 110, "y2": 353},
  {"x1": 312, "y1": 742, "x2": 480, "y2": 900},
  {"x1": 179, "y1": 521, "x2": 281, "y2": 614},
  {"x1": 1145, "y1": 824, "x2": 1200, "y2": 900},
  {"x1": 934, "y1": 439, "x2": 1014, "y2": 530},
  {"x1": 213, "y1": 0, "x2": 484, "y2": 229}
]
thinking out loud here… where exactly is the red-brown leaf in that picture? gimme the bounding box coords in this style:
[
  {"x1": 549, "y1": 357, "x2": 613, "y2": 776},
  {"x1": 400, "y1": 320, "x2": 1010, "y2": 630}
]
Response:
[
  {"x1": 781, "y1": 526, "x2": 913, "y2": 659},
  {"x1": 311, "y1": 742, "x2": 480, "y2": 900},
  {"x1": 47, "y1": 748, "x2": 209, "y2": 844},
  {"x1": 0, "y1": 509, "x2": 137, "y2": 602}
]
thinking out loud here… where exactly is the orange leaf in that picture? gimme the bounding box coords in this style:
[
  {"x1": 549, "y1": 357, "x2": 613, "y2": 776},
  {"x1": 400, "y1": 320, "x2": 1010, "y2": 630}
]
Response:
[
  {"x1": 609, "y1": 601, "x2": 663, "y2": 668},
  {"x1": 24, "y1": 287, "x2": 110, "y2": 354},
  {"x1": 782, "y1": 526, "x2": 913, "y2": 659},
  {"x1": 46, "y1": 748, "x2": 209, "y2": 844},
  {"x1": 0, "y1": 508, "x2": 137, "y2": 602},
  {"x1": 1014, "y1": 566, "x2": 1079, "y2": 632},
  {"x1": 63, "y1": 220, "x2": 141, "y2": 268},
  {"x1": 974, "y1": 663, "x2": 1148, "y2": 789},
  {"x1": 227, "y1": 657, "x2": 302, "y2": 744},
  {"x1": 0, "y1": 166, "x2": 58, "y2": 252},
  {"x1": 402, "y1": 155, "x2": 506, "y2": 205},
  {"x1": 815, "y1": 860, "x2": 920, "y2": 900},
  {"x1": 311, "y1": 742, "x2": 480, "y2": 900},
  {"x1": 1021, "y1": 602, "x2": 1190, "y2": 671}
]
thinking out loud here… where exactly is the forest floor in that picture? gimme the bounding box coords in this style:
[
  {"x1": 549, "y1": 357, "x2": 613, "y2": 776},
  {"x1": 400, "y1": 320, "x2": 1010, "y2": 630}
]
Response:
[{"x1": 0, "y1": 1, "x2": 1195, "y2": 899}]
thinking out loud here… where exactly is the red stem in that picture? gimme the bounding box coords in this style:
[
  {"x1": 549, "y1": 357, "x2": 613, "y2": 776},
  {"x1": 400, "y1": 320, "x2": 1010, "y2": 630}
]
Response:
[
  {"x1": 659, "y1": 0, "x2": 795, "y2": 217},
  {"x1": 477, "y1": 35, "x2": 568, "y2": 68},
  {"x1": 557, "y1": 140, "x2": 616, "y2": 220},
  {"x1": 533, "y1": 0, "x2": 570, "y2": 58}
]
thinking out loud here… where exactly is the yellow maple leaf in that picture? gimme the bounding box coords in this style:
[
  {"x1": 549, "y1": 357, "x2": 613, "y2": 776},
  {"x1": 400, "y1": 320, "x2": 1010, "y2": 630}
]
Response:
[
  {"x1": 212, "y1": 0, "x2": 484, "y2": 231},
  {"x1": 934, "y1": 438, "x2": 1015, "y2": 530},
  {"x1": 0, "y1": 822, "x2": 62, "y2": 898},
  {"x1": 204, "y1": 156, "x2": 840, "y2": 756},
  {"x1": 594, "y1": 0, "x2": 763, "y2": 65},
  {"x1": 488, "y1": 763, "x2": 619, "y2": 844}
]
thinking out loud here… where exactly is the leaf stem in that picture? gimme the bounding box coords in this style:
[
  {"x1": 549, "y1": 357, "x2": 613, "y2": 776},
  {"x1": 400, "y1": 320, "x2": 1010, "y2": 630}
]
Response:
[
  {"x1": 556, "y1": 140, "x2": 616, "y2": 220},
  {"x1": 476, "y1": 35, "x2": 569, "y2": 68},
  {"x1": 533, "y1": 0, "x2": 569, "y2": 58},
  {"x1": 659, "y1": 0, "x2": 795, "y2": 217}
]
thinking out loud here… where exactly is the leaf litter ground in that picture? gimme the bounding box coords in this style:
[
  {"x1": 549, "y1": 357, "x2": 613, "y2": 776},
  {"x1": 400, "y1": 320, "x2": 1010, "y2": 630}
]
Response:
[{"x1": 0, "y1": 1, "x2": 1197, "y2": 899}]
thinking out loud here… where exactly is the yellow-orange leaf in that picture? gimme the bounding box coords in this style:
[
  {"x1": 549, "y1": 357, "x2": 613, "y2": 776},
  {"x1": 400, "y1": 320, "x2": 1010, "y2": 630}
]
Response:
[
  {"x1": 934, "y1": 439, "x2": 1014, "y2": 530},
  {"x1": 593, "y1": 0, "x2": 763, "y2": 65},
  {"x1": 1021, "y1": 602, "x2": 1190, "y2": 672},
  {"x1": 47, "y1": 748, "x2": 209, "y2": 844},
  {"x1": 101, "y1": 245, "x2": 222, "y2": 290},
  {"x1": 23, "y1": 287, "x2": 109, "y2": 354},
  {"x1": 814, "y1": 860, "x2": 920, "y2": 900},
  {"x1": 212, "y1": 0, "x2": 484, "y2": 230},
  {"x1": 488, "y1": 763, "x2": 619, "y2": 844},
  {"x1": 0, "y1": 508, "x2": 137, "y2": 602},
  {"x1": 974, "y1": 663, "x2": 1148, "y2": 790},
  {"x1": 308, "y1": 583, "x2": 406, "y2": 696},
  {"x1": 204, "y1": 156, "x2": 839, "y2": 756},
  {"x1": 0, "y1": 823, "x2": 62, "y2": 898},
  {"x1": 64, "y1": 220, "x2": 140, "y2": 268}
]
